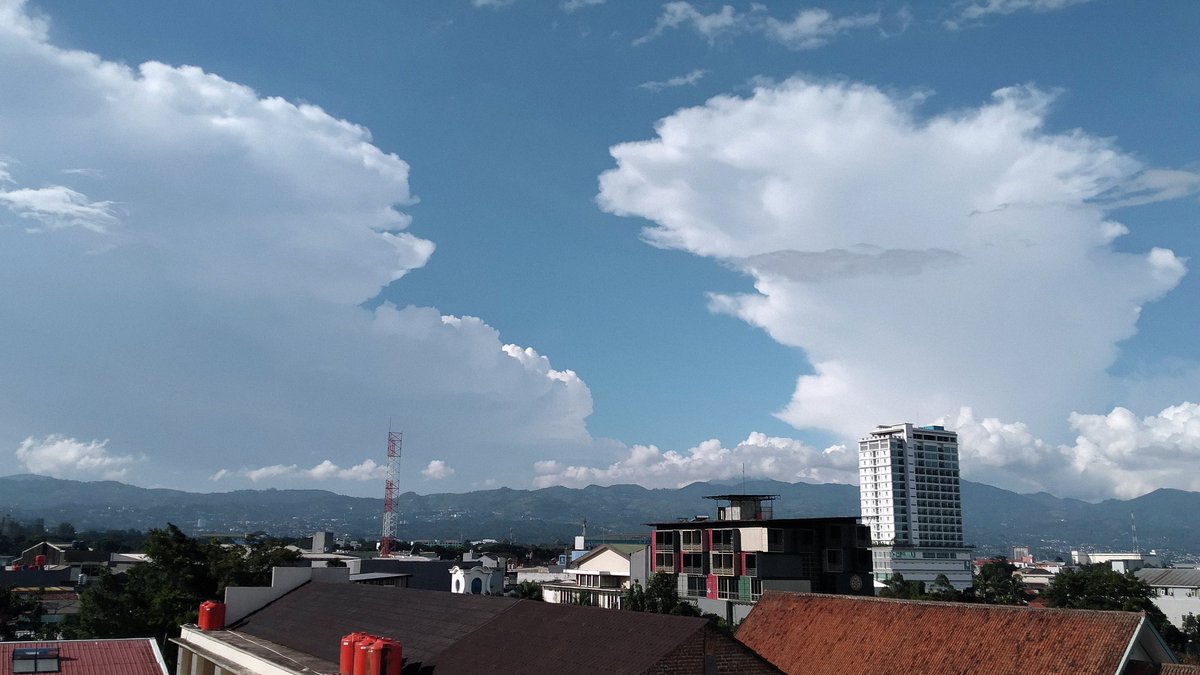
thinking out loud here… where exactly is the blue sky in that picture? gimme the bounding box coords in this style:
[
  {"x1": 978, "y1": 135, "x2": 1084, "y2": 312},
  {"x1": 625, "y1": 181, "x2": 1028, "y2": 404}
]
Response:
[{"x1": 2, "y1": 0, "x2": 1198, "y2": 500}]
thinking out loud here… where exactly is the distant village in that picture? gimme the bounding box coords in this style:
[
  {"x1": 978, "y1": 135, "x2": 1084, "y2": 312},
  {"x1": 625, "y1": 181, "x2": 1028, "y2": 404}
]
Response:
[{"x1": 3, "y1": 422, "x2": 1199, "y2": 674}]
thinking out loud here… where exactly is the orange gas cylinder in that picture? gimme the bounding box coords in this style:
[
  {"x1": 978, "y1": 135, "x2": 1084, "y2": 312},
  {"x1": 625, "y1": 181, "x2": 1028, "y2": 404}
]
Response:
[
  {"x1": 339, "y1": 633, "x2": 364, "y2": 675},
  {"x1": 197, "y1": 601, "x2": 226, "y2": 631}
]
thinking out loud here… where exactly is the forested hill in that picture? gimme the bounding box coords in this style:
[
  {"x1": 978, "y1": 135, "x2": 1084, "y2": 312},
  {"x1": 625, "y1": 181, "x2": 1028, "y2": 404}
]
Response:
[{"x1": 1, "y1": 474, "x2": 1197, "y2": 559}]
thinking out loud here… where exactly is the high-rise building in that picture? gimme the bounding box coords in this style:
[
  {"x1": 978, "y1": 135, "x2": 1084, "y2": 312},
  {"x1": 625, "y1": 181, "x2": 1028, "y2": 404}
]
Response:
[{"x1": 858, "y1": 423, "x2": 973, "y2": 590}]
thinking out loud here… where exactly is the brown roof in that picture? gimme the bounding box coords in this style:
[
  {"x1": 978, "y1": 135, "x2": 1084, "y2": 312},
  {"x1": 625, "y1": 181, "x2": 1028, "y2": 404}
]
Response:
[
  {"x1": 1160, "y1": 665, "x2": 1200, "y2": 674},
  {"x1": 0, "y1": 638, "x2": 168, "y2": 675},
  {"x1": 736, "y1": 592, "x2": 1161, "y2": 675},
  {"x1": 235, "y1": 582, "x2": 771, "y2": 674}
]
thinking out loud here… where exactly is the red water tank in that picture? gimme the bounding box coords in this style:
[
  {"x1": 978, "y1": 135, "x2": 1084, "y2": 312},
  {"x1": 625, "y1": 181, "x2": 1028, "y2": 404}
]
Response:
[
  {"x1": 339, "y1": 632, "x2": 365, "y2": 675},
  {"x1": 367, "y1": 638, "x2": 403, "y2": 675},
  {"x1": 353, "y1": 635, "x2": 374, "y2": 675},
  {"x1": 197, "y1": 601, "x2": 226, "y2": 631},
  {"x1": 34, "y1": 554, "x2": 46, "y2": 567}
]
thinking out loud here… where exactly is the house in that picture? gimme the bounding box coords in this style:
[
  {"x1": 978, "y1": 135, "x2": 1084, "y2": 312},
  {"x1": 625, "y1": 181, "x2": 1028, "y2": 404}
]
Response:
[
  {"x1": 736, "y1": 591, "x2": 1182, "y2": 674},
  {"x1": 648, "y1": 494, "x2": 872, "y2": 623},
  {"x1": 1, "y1": 638, "x2": 169, "y2": 675},
  {"x1": 172, "y1": 568, "x2": 782, "y2": 674},
  {"x1": 541, "y1": 543, "x2": 644, "y2": 608},
  {"x1": 1136, "y1": 568, "x2": 1200, "y2": 631}
]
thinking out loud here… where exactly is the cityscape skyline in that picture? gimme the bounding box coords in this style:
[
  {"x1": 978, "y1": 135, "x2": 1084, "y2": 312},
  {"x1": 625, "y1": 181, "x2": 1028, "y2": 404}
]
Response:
[{"x1": 2, "y1": 0, "x2": 1199, "y2": 500}]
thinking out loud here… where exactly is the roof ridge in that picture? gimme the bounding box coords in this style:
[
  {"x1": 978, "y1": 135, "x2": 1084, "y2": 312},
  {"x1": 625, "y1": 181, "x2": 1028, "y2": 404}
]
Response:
[{"x1": 762, "y1": 591, "x2": 1146, "y2": 620}]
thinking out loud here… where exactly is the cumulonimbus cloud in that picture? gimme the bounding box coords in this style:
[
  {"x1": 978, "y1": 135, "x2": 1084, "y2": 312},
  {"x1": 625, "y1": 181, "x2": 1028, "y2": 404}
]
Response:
[
  {"x1": 0, "y1": 0, "x2": 593, "y2": 492},
  {"x1": 597, "y1": 77, "x2": 1198, "y2": 499}
]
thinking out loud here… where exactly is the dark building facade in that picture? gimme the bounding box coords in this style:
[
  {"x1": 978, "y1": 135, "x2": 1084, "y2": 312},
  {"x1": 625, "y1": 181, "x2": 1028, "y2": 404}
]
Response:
[{"x1": 648, "y1": 495, "x2": 873, "y2": 622}]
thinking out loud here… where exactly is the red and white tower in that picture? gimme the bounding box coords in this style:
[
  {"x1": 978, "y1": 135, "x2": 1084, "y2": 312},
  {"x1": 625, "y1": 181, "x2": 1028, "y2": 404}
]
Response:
[{"x1": 379, "y1": 430, "x2": 402, "y2": 557}]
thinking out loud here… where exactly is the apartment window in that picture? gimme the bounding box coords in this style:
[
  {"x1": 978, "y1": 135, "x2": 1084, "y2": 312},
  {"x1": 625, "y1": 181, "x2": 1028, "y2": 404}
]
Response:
[
  {"x1": 680, "y1": 529, "x2": 704, "y2": 550},
  {"x1": 682, "y1": 552, "x2": 705, "y2": 574},
  {"x1": 744, "y1": 553, "x2": 758, "y2": 577},
  {"x1": 654, "y1": 551, "x2": 674, "y2": 572},
  {"x1": 824, "y1": 548, "x2": 844, "y2": 573},
  {"x1": 654, "y1": 530, "x2": 675, "y2": 548},
  {"x1": 767, "y1": 528, "x2": 784, "y2": 552},
  {"x1": 717, "y1": 576, "x2": 740, "y2": 600},
  {"x1": 686, "y1": 575, "x2": 708, "y2": 597},
  {"x1": 712, "y1": 529, "x2": 735, "y2": 552},
  {"x1": 711, "y1": 552, "x2": 735, "y2": 575}
]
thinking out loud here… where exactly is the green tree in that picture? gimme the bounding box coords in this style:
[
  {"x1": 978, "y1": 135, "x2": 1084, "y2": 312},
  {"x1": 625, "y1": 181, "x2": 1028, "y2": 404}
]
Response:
[
  {"x1": 972, "y1": 557, "x2": 1025, "y2": 605},
  {"x1": 62, "y1": 524, "x2": 300, "y2": 659},
  {"x1": 927, "y1": 574, "x2": 961, "y2": 602},
  {"x1": 879, "y1": 573, "x2": 926, "y2": 600},
  {"x1": 1043, "y1": 564, "x2": 1179, "y2": 644},
  {"x1": 637, "y1": 572, "x2": 700, "y2": 616},
  {"x1": 0, "y1": 587, "x2": 42, "y2": 640},
  {"x1": 512, "y1": 580, "x2": 543, "y2": 601},
  {"x1": 622, "y1": 580, "x2": 646, "y2": 612}
]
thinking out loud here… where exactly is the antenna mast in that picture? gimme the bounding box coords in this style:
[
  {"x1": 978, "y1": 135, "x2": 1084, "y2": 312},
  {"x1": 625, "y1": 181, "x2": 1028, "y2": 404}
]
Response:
[
  {"x1": 380, "y1": 430, "x2": 402, "y2": 558},
  {"x1": 1131, "y1": 512, "x2": 1140, "y2": 555}
]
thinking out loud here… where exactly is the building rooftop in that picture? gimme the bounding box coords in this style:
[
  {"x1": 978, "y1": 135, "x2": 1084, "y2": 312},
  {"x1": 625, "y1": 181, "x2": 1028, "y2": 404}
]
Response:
[
  {"x1": 230, "y1": 582, "x2": 775, "y2": 674},
  {"x1": 1136, "y1": 568, "x2": 1200, "y2": 587},
  {"x1": 1, "y1": 639, "x2": 168, "y2": 675},
  {"x1": 736, "y1": 592, "x2": 1177, "y2": 675}
]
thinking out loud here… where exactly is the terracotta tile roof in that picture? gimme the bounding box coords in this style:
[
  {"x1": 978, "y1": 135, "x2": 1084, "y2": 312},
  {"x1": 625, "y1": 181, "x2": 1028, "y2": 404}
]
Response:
[
  {"x1": 1160, "y1": 664, "x2": 1200, "y2": 674},
  {"x1": 0, "y1": 638, "x2": 168, "y2": 675},
  {"x1": 736, "y1": 592, "x2": 1154, "y2": 675}
]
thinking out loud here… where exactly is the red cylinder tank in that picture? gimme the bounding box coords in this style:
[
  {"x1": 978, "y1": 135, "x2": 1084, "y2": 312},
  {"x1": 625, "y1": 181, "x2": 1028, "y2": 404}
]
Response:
[
  {"x1": 340, "y1": 632, "x2": 364, "y2": 675},
  {"x1": 34, "y1": 554, "x2": 46, "y2": 567},
  {"x1": 353, "y1": 636, "x2": 373, "y2": 675},
  {"x1": 197, "y1": 600, "x2": 226, "y2": 631},
  {"x1": 385, "y1": 640, "x2": 403, "y2": 675}
]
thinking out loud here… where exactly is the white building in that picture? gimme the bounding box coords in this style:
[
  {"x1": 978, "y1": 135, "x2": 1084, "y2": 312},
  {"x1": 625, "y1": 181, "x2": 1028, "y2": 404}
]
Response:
[
  {"x1": 1072, "y1": 550, "x2": 1162, "y2": 572},
  {"x1": 541, "y1": 544, "x2": 642, "y2": 608},
  {"x1": 859, "y1": 422, "x2": 973, "y2": 590},
  {"x1": 1135, "y1": 568, "x2": 1200, "y2": 630}
]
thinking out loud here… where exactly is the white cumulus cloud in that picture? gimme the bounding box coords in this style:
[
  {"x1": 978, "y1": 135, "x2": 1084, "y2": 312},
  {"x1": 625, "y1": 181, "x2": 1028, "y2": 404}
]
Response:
[
  {"x1": 15, "y1": 435, "x2": 137, "y2": 480},
  {"x1": 422, "y1": 460, "x2": 455, "y2": 480},
  {"x1": 635, "y1": 2, "x2": 883, "y2": 49},
  {"x1": 598, "y1": 77, "x2": 1197, "y2": 498},
  {"x1": 952, "y1": 403, "x2": 1200, "y2": 499},
  {"x1": 533, "y1": 432, "x2": 855, "y2": 489},
  {"x1": 947, "y1": 0, "x2": 1095, "y2": 29},
  {"x1": 0, "y1": 0, "x2": 594, "y2": 492}
]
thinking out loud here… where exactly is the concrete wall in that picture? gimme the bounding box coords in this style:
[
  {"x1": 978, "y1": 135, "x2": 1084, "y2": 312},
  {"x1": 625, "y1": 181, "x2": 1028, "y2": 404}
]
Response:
[{"x1": 224, "y1": 566, "x2": 349, "y2": 624}]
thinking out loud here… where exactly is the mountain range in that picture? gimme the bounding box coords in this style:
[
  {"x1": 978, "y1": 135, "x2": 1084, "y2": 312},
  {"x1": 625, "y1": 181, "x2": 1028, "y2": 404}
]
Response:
[{"x1": 1, "y1": 474, "x2": 1197, "y2": 561}]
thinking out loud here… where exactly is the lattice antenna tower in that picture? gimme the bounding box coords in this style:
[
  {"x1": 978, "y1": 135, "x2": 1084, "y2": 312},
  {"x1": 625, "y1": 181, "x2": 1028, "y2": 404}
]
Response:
[{"x1": 380, "y1": 430, "x2": 402, "y2": 558}]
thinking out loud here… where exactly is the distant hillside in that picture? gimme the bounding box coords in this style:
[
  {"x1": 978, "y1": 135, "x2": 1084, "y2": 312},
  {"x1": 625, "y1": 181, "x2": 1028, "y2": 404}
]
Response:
[{"x1": 1, "y1": 474, "x2": 1196, "y2": 559}]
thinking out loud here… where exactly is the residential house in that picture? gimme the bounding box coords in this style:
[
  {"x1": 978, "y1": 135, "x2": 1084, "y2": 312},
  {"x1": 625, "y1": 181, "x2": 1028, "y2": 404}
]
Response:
[
  {"x1": 542, "y1": 543, "x2": 643, "y2": 608},
  {"x1": 2, "y1": 638, "x2": 169, "y2": 675}
]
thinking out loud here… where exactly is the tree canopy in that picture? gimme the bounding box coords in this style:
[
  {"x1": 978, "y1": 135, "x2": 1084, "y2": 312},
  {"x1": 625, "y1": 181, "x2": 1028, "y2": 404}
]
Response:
[
  {"x1": 1043, "y1": 564, "x2": 1181, "y2": 646},
  {"x1": 61, "y1": 524, "x2": 299, "y2": 650}
]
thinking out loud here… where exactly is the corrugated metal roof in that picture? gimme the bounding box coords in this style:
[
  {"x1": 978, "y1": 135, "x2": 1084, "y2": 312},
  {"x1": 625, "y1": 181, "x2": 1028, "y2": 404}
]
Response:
[
  {"x1": 1, "y1": 638, "x2": 168, "y2": 675},
  {"x1": 736, "y1": 592, "x2": 1150, "y2": 675},
  {"x1": 1136, "y1": 568, "x2": 1200, "y2": 588}
]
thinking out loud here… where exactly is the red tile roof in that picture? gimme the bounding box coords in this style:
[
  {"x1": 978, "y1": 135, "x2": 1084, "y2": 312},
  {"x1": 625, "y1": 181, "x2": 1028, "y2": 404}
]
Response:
[
  {"x1": 1, "y1": 638, "x2": 168, "y2": 675},
  {"x1": 736, "y1": 592, "x2": 1157, "y2": 675}
]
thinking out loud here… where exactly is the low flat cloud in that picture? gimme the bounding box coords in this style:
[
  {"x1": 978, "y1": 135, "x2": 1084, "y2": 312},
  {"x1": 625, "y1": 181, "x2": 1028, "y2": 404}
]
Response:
[
  {"x1": 639, "y1": 69, "x2": 707, "y2": 92},
  {"x1": 534, "y1": 432, "x2": 855, "y2": 489},
  {"x1": 945, "y1": 0, "x2": 1095, "y2": 29}
]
